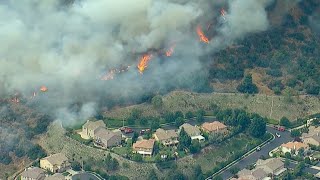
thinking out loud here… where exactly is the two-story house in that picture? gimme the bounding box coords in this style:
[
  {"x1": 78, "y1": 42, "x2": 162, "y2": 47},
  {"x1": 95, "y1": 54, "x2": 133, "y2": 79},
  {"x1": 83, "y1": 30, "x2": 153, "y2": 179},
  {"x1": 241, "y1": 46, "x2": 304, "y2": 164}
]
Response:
[
  {"x1": 132, "y1": 139, "x2": 155, "y2": 156},
  {"x1": 81, "y1": 120, "x2": 106, "y2": 139},
  {"x1": 40, "y1": 153, "x2": 70, "y2": 173}
]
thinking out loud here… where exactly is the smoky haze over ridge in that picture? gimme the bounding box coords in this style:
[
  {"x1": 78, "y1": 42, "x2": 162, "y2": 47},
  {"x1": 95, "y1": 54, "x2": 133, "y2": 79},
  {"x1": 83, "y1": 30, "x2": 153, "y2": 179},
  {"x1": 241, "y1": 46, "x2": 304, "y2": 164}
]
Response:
[{"x1": 0, "y1": 0, "x2": 299, "y2": 125}]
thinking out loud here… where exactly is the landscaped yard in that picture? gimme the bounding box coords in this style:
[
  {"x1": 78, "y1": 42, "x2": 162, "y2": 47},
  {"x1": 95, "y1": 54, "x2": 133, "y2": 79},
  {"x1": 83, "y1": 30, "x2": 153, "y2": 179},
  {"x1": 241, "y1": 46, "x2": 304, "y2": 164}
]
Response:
[{"x1": 176, "y1": 133, "x2": 264, "y2": 177}]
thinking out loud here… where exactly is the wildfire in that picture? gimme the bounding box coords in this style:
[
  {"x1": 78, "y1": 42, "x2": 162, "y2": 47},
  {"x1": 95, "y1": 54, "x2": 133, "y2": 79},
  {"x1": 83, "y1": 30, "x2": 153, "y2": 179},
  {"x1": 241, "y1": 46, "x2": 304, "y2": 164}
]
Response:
[
  {"x1": 165, "y1": 44, "x2": 176, "y2": 57},
  {"x1": 196, "y1": 25, "x2": 209, "y2": 44},
  {"x1": 137, "y1": 54, "x2": 152, "y2": 74},
  {"x1": 40, "y1": 86, "x2": 48, "y2": 92}
]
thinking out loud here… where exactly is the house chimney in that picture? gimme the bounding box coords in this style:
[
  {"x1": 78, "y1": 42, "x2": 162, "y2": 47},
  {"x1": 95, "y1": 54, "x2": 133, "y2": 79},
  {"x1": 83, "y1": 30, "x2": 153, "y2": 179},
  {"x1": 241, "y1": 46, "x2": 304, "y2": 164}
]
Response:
[{"x1": 294, "y1": 145, "x2": 296, "y2": 150}]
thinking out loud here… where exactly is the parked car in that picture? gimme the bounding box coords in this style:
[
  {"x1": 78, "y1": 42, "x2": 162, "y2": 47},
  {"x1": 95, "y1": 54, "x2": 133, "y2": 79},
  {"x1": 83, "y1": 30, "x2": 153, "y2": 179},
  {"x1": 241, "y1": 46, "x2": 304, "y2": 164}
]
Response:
[
  {"x1": 275, "y1": 132, "x2": 281, "y2": 138},
  {"x1": 256, "y1": 146, "x2": 261, "y2": 151},
  {"x1": 273, "y1": 125, "x2": 285, "y2": 131},
  {"x1": 119, "y1": 127, "x2": 134, "y2": 134},
  {"x1": 140, "y1": 129, "x2": 150, "y2": 135}
]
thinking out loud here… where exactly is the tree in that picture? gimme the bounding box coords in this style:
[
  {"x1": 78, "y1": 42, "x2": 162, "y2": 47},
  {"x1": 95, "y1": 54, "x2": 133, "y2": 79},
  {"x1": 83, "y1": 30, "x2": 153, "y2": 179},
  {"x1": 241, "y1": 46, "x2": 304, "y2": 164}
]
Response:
[
  {"x1": 175, "y1": 117, "x2": 185, "y2": 127},
  {"x1": 132, "y1": 154, "x2": 143, "y2": 162},
  {"x1": 293, "y1": 162, "x2": 305, "y2": 177},
  {"x1": 139, "y1": 117, "x2": 148, "y2": 126},
  {"x1": 185, "y1": 111, "x2": 194, "y2": 119},
  {"x1": 151, "y1": 120, "x2": 160, "y2": 131},
  {"x1": 237, "y1": 74, "x2": 258, "y2": 94},
  {"x1": 152, "y1": 95, "x2": 163, "y2": 109},
  {"x1": 132, "y1": 132, "x2": 139, "y2": 143},
  {"x1": 175, "y1": 111, "x2": 184, "y2": 119},
  {"x1": 164, "y1": 112, "x2": 176, "y2": 123},
  {"x1": 280, "y1": 117, "x2": 291, "y2": 128},
  {"x1": 71, "y1": 161, "x2": 81, "y2": 171},
  {"x1": 148, "y1": 169, "x2": 158, "y2": 180},
  {"x1": 284, "y1": 158, "x2": 290, "y2": 168},
  {"x1": 190, "y1": 139, "x2": 201, "y2": 154},
  {"x1": 167, "y1": 170, "x2": 186, "y2": 180},
  {"x1": 248, "y1": 116, "x2": 266, "y2": 138},
  {"x1": 178, "y1": 127, "x2": 191, "y2": 150},
  {"x1": 285, "y1": 152, "x2": 291, "y2": 159},
  {"x1": 290, "y1": 129, "x2": 301, "y2": 138},
  {"x1": 27, "y1": 144, "x2": 46, "y2": 160},
  {"x1": 193, "y1": 165, "x2": 204, "y2": 180},
  {"x1": 196, "y1": 109, "x2": 205, "y2": 123}
]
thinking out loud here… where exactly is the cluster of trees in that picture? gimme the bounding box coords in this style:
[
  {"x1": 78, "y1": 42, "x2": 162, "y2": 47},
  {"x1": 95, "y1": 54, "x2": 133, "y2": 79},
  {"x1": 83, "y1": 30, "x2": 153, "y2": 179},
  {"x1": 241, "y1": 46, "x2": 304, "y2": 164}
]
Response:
[
  {"x1": 178, "y1": 128, "x2": 201, "y2": 154},
  {"x1": 237, "y1": 75, "x2": 258, "y2": 94},
  {"x1": 216, "y1": 108, "x2": 266, "y2": 138},
  {"x1": 0, "y1": 102, "x2": 50, "y2": 165},
  {"x1": 105, "y1": 153, "x2": 119, "y2": 171}
]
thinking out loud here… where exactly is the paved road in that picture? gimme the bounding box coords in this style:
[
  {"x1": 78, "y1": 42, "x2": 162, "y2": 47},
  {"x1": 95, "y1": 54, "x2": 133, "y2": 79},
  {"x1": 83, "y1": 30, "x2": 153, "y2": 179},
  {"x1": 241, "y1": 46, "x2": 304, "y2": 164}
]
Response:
[{"x1": 216, "y1": 126, "x2": 294, "y2": 179}]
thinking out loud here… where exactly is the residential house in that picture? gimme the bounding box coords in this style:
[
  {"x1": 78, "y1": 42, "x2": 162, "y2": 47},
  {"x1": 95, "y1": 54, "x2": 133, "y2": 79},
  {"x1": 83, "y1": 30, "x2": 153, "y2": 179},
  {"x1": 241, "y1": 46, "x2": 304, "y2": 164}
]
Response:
[
  {"x1": 94, "y1": 127, "x2": 122, "y2": 148},
  {"x1": 201, "y1": 121, "x2": 228, "y2": 135},
  {"x1": 179, "y1": 123, "x2": 205, "y2": 141},
  {"x1": 236, "y1": 168, "x2": 269, "y2": 180},
  {"x1": 153, "y1": 128, "x2": 179, "y2": 146},
  {"x1": 302, "y1": 126, "x2": 320, "y2": 146},
  {"x1": 235, "y1": 158, "x2": 286, "y2": 180},
  {"x1": 255, "y1": 158, "x2": 286, "y2": 176},
  {"x1": 281, "y1": 141, "x2": 309, "y2": 155},
  {"x1": 44, "y1": 173, "x2": 65, "y2": 180},
  {"x1": 21, "y1": 167, "x2": 45, "y2": 180},
  {"x1": 133, "y1": 139, "x2": 155, "y2": 156},
  {"x1": 40, "y1": 153, "x2": 70, "y2": 173},
  {"x1": 81, "y1": 120, "x2": 106, "y2": 139}
]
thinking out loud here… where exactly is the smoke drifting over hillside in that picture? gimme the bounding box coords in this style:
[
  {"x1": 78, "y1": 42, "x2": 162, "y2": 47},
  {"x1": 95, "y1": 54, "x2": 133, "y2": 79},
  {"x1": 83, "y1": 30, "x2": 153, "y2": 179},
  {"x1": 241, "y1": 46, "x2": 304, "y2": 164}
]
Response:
[{"x1": 0, "y1": 0, "x2": 283, "y2": 124}]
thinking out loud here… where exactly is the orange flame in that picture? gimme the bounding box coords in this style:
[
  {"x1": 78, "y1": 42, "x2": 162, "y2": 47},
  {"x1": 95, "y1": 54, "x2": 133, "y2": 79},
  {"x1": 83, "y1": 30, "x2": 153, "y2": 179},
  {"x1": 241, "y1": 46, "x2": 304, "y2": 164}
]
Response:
[
  {"x1": 40, "y1": 86, "x2": 48, "y2": 92},
  {"x1": 196, "y1": 25, "x2": 209, "y2": 44},
  {"x1": 165, "y1": 44, "x2": 176, "y2": 57},
  {"x1": 137, "y1": 54, "x2": 152, "y2": 74}
]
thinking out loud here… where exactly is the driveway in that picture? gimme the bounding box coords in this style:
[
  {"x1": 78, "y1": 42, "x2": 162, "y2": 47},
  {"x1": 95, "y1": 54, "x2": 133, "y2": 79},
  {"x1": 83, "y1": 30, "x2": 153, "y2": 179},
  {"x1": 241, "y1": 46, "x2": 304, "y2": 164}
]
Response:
[{"x1": 212, "y1": 126, "x2": 294, "y2": 179}]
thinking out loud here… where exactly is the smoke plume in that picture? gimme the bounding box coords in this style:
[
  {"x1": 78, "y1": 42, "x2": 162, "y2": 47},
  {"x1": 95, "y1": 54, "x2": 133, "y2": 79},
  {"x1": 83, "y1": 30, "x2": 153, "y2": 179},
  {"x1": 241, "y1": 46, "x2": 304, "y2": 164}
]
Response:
[{"x1": 0, "y1": 0, "x2": 279, "y2": 125}]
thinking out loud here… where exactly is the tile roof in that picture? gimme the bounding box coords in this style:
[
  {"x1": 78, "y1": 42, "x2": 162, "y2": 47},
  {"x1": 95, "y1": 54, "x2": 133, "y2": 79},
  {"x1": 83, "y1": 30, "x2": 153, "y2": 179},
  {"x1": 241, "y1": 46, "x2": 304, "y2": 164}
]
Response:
[
  {"x1": 281, "y1": 141, "x2": 308, "y2": 150},
  {"x1": 41, "y1": 153, "x2": 68, "y2": 166},
  {"x1": 21, "y1": 167, "x2": 45, "y2": 179},
  {"x1": 201, "y1": 121, "x2": 227, "y2": 132},
  {"x1": 154, "y1": 128, "x2": 178, "y2": 141},
  {"x1": 133, "y1": 139, "x2": 155, "y2": 149}
]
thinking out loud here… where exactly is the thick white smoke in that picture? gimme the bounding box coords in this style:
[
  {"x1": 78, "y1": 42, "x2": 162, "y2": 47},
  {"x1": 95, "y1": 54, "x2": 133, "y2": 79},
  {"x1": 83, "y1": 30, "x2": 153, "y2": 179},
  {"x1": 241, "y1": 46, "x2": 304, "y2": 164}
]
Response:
[{"x1": 0, "y1": 0, "x2": 275, "y2": 124}]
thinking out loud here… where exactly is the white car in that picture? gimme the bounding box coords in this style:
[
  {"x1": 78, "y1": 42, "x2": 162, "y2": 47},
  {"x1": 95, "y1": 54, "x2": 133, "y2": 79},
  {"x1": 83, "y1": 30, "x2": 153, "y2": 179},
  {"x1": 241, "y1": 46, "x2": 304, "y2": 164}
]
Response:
[{"x1": 275, "y1": 133, "x2": 281, "y2": 138}]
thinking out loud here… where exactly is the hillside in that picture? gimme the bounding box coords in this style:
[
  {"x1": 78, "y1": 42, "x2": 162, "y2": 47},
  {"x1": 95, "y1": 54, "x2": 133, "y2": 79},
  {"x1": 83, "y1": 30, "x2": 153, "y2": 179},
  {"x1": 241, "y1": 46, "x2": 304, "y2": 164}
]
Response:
[
  {"x1": 208, "y1": 0, "x2": 320, "y2": 95},
  {"x1": 104, "y1": 91, "x2": 320, "y2": 121}
]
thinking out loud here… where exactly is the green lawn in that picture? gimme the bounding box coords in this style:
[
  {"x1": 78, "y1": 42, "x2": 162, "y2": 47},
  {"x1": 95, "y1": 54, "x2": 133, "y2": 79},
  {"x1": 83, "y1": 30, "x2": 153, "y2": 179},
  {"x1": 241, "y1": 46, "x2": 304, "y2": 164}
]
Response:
[{"x1": 113, "y1": 147, "x2": 130, "y2": 156}]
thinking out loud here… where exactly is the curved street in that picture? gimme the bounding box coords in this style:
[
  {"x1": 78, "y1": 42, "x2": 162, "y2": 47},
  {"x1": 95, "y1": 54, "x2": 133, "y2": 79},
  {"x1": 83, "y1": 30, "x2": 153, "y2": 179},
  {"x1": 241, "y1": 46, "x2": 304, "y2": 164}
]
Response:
[{"x1": 210, "y1": 126, "x2": 320, "y2": 179}]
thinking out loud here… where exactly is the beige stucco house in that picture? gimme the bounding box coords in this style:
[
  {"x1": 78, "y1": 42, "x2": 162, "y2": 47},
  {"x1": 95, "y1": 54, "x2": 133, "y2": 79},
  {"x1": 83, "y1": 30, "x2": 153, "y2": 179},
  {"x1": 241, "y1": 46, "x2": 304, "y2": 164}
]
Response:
[
  {"x1": 81, "y1": 120, "x2": 106, "y2": 139},
  {"x1": 133, "y1": 139, "x2": 155, "y2": 156},
  {"x1": 94, "y1": 127, "x2": 122, "y2": 148},
  {"x1": 235, "y1": 158, "x2": 286, "y2": 180},
  {"x1": 21, "y1": 167, "x2": 45, "y2": 180},
  {"x1": 280, "y1": 142, "x2": 309, "y2": 155},
  {"x1": 302, "y1": 126, "x2": 320, "y2": 146},
  {"x1": 153, "y1": 128, "x2": 179, "y2": 146},
  {"x1": 40, "y1": 153, "x2": 70, "y2": 173}
]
